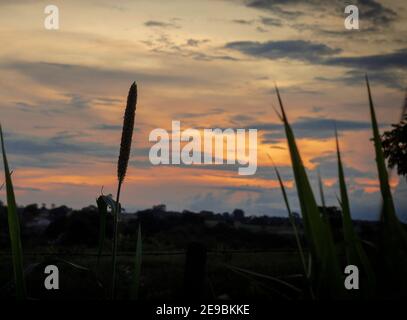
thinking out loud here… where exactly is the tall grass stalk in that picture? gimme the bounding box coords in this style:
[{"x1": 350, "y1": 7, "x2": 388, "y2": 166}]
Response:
[
  {"x1": 271, "y1": 162, "x2": 314, "y2": 298},
  {"x1": 366, "y1": 76, "x2": 407, "y2": 293},
  {"x1": 270, "y1": 160, "x2": 307, "y2": 277},
  {"x1": 0, "y1": 125, "x2": 26, "y2": 299},
  {"x1": 366, "y1": 76, "x2": 398, "y2": 226},
  {"x1": 111, "y1": 82, "x2": 138, "y2": 299},
  {"x1": 366, "y1": 76, "x2": 407, "y2": 245},
  {"x1": 335, "y1": 127, "x2": 375, "y2": 297},
  {"x1": 274, "y1": 85, "x2": 343, "y2": 296}
]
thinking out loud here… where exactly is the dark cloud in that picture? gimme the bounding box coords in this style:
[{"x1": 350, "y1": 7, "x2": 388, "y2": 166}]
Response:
[
  {"x1": 225, "y1": 40, "x2": 341, "y2": 63},
  {"x1": 231, "y1": 19, "x2": 254, "y2": 25},
  {"x1": 256, "y1": 26, "x2": 268, "y2": 33},
  {"x1": 230, "y1": 114, "x2": 256, "y2": 125},
  {"x1": 247, "y1": 0, "x2": 303, "y2": 18},
  {"x1": 14, "y1": 186, "x2": 42, "y2": 192},
  {"x1": 216, "y1": 185, "x2": 264, "y2": 193},
  {"x1": 174, "y1": 107, "x2": 226, "y2": 119},
  {"x1": 244, "y1": 0, "x2": 398, "y2": 28},
  {"x1": 188, "y1": 52, "x2": 238, "y2": 62},
  {"x1": 316, "y1": 69, "x2": 405, "y2": 90},
  {"x1": 93, "y1": 97, "x2": 121, "y2": 105},
  {"x1": 12, "y1": 97, "x2": 92, "y2": 117},
  {"x1": 252, "y1": 116, "x2": 375, "y2": 140},
  {"x1": 3, "y1": 131, "x2": 115, "y2": 159},
  {"x1": 93, "y1": 124, "x2": 122, "y2": 131},
  {"x1": 356, "y1": 0, "x2": 397, "y2": 26},
  {"x1": 15, "y1": 101, "x2": 37, "y2": 112},
  {"x1": 64, "y1": 93, "x2": 91, "y2": 109},
  {"x1": 225, "y1": 39, "x2": 406, "y2": 89},
  {"x1": 294, "y1": 116, "x2": 371, "y2": 133},
  {"x1": 147, "y1": 35, "x2": 237, "y2": 62},
  {"x1": 144, "y1": 20, "x2": 180, "y2": 28},
  {"x1": 185, "y1": 39, "x2": 210, "y2": 47},
  {"x1": 4, "y1": 61, "x2": 209, "y2": 93},
  {"x1": 259, "y1": 16, "x2": 282, "y2": 27},
  {"x1": 1, "y1": 129, "x2": 151, "y2": 170},
  {"x1": 309, "y1": 153, "x2": 370, "y2": 179},
  {"x1": 325, "y1": 49, "x2": 407, "y2": 70},
  {"x1": 271, "y1": 86, "x2": 319, "y2": 95}
]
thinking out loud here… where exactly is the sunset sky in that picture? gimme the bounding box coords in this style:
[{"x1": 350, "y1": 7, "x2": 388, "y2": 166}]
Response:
[{"x1": 0, "y1": 0, "x2": 406, "y2": 220}]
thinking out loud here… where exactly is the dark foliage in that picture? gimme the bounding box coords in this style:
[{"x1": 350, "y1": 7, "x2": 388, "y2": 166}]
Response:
[
  {"x1": 0, "y1": 202, "x2": 386, "y2": 254},
  {"x1": 382, "y1": 114, "x2": 407, "y2": 178}
]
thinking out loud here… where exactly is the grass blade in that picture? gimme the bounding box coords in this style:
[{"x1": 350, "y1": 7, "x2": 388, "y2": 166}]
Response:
[
  {"x1": 272, "y1": 162, "x2": 315, "y2": 298},
  {"x1": 366, "y1": 76, "x2": 407, "y2": 293},
  {"x1": 335, "y1": 128, "x2": 375, "y2": 296},
  {"x1": 131, "y1": 223, "x2": 142, "y2": 299},
  {"x1": 274, "y1": 85, "x2": 343, "y2": 297},
  {"x1": 366, "y1": 76, "x2": 407, "y2": 246},
  {"x1": 111, "y1": 82, "x2": 138, "y2": 299},
  {"x1": 271, "y1": 161, "x2": 307, "y2": 278},
  {"x1": 0, "y1": 125, "x2": 27, "y2": 299},
  {"x1": 366, "y1": 76, "x2": 399, "y2": 225}
]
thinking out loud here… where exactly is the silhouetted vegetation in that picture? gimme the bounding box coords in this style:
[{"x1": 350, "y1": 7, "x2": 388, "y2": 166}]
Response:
[
  {"x1": 382, "y1": 113, "x2": 407, "y2": 178},
  {"x1": 0, "y1": 201, "x2": 383, "y2": 252}
]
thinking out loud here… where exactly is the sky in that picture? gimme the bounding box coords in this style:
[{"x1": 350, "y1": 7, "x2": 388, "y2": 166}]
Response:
[{"x1": 0, "y1": 0, "x2": 406, "y2": 220}]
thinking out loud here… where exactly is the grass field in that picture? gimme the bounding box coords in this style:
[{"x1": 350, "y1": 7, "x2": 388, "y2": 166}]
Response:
[{"x1": 0, "y1": 250, "x2": 302, "y2": 300}]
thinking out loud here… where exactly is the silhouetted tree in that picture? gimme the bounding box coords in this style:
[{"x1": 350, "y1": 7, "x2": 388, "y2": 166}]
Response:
[
  {"x1": 23, "y1": 203, "x2": 39, "y2": 216},
  {"x1": 382, "y1": 114, "x2": 407, "y2": 178},
  {"x1": 232, "y1": 208, "x2": 245, "y2": 221},
  {"x1": 153, "y1": 204, "x2": 166, "y2": 212}
]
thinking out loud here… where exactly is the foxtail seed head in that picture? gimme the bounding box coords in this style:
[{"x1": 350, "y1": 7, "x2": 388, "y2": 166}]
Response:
[{"x1": 117, "y1": 82, "x2": 137, "y2": 185}]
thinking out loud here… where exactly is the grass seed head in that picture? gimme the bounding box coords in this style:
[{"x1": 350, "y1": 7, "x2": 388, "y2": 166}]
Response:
[{"x1": 117, "y1": 82, "x2": 137, "y2": 185}]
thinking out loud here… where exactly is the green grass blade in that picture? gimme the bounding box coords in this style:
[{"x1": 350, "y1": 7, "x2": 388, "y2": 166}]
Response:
[
  {"x1": 335, "y1": 129, "x2": 376, "y2": 296},
  {"x1": 275, "y1": 86, "x2": 323, "y2": 256},
  {"x1": 274, "y1": 85, "x2": 343, "y2": 296},
  {"x1": 366, "y1": 76, "x2": 399, "y2": 222},
  {"x1": 0, "y1": 125, "x2": 27, "y2": 299},
  {"x1": 273, "y1": 164, "x2": 307, "y2": 277},
  {"x1": 131, "y1": 223, "x2": 142, "y2": 299},
  {"x1": 273, "y1": 163, "x2": 315, "y2": 298},
  {"x1": 366, "y1": 76, "x2": 407, "y2": 245},
  {"x1": 366, "y1": 76, "x2": 407, "y2": 293}
]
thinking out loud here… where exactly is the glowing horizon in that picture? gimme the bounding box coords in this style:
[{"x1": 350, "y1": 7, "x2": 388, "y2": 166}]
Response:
[{"x1": 0, "y1": 0, "x2": 406, "y2": 220}]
